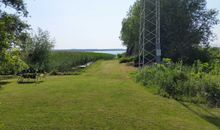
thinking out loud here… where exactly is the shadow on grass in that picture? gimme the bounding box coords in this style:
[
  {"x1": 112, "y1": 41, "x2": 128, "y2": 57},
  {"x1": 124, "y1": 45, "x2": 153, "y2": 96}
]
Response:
[
  {"x1": 180, "y1": 102, "x2": 220, "y2": 128},
  {"x1": 0, "y1": 81, "x2": 11, "y2": 90},
  {"x1": 0, "y1": 81, "x2": 11, "y2": 86},
  {"x1": 17, "y1": 81, "x2": 44, "y2": 84},
  {"x1": 202, "y1": 116, "x2": 220, "y2": 128}
]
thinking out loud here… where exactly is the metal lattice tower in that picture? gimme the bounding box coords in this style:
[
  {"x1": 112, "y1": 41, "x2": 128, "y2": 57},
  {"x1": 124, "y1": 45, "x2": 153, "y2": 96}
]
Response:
[{"x1": 139, "y1": 0, "x2": 161, "y2": 67}]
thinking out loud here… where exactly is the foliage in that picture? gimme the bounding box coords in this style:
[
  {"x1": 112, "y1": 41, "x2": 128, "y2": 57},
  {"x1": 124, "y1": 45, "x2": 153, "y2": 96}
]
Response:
[
  {"x1": 208, "y1": 47, "x2": 220, "y2": 63},
  {"x1": 0, "y1": 0, "x2": 28, "y2": 16},
  {"x1": 119, "y1": 57, "x2": 134, "y2": 63},
  {"x1": 116, "y1": 53, "x2": 125, "y2": 59},
  {"x1": 0, "y1": 48, "x2": 28, "y2": 75},
  {"x1": 49, "y1": 51, "x2": 114, "y2": 72},
  {"x1": 121, "y1": 0, "x2": 219, "y2": 63},
  {"x1": 137, "y1": 59, "x2": 220, "y2": 107},
  {"x1": 26, "y1": 28, "x2": 54, "y2": 72},
  {"x1": 0, "y1": 0, "x2": 29, "y2": 75},
  {"x1": 120, "y1": 1, "x2": 140, "y2": 56},
  {"x1": 0, "y1": 14, "x2": 29, "y2": 74}
]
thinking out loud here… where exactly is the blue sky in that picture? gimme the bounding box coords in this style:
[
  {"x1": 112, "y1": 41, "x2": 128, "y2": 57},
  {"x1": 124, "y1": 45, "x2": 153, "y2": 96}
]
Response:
[
  {"x1": 207, "y1": 0, "x2": 220, "y2": 47},
  {"x1": 25, "y1": 0, "x2": 220, "y2": 49}
]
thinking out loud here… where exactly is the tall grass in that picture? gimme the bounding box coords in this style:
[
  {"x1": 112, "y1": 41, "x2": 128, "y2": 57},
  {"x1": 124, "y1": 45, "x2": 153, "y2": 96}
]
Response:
[{"x1": 49, "y1": 51, "x2": 114, "y2": 72}]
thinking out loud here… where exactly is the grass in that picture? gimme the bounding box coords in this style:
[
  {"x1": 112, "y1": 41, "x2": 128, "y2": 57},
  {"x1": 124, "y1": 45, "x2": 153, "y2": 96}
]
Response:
[{"x1": 0, "y1": 60, "x2": 220, "y2": 129}]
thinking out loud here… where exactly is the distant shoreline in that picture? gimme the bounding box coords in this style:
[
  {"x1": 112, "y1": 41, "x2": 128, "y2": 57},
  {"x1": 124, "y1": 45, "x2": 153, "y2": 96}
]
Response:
[
  {"x1": 53, "y1": 49, "x2": 126, "y2": 55},
  {"x1": 54, "y1": 49, "x2": 126, "y2": 52}
]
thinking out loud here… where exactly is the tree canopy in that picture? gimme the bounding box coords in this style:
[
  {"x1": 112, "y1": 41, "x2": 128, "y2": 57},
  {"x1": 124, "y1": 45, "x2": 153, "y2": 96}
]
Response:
[
  {"x1": 120, "y1": 1, "x2": 140, "y2": 56},
  {"x1": 0, "y1": 0, "x2": 28, "y2": 16},
  {"x1": 120, "y1": 0, "x2": 219, "y2": 63},
  {"x1": 26, "y1": 28, "x2": 54, "y2": 72}
]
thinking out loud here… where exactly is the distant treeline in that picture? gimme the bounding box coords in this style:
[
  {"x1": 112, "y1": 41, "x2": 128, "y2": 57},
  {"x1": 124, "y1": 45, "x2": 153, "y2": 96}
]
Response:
[{"x1": 55, "y1": 49, "x2": 126, "y2": 52}]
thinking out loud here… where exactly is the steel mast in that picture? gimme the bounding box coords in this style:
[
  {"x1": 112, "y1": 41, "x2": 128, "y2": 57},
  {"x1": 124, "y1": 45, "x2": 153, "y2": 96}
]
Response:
[{"x1": 139, "y1": 0, "x2": 161, "y2": 67}]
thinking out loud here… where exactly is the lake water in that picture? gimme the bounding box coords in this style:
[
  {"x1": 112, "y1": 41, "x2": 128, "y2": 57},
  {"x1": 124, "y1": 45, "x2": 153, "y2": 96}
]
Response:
[{"x1": 89, "y1": 51, "x2": 126, "y2": 55}]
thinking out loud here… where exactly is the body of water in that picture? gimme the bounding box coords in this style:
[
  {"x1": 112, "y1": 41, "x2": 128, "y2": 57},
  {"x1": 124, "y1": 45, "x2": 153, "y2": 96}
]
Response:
[
  {"x1": 89, "y1": 51, "x2": 126, "y2": 55},
  {"x1": 56, "y1": 49, "x2": 126, "y2": 55}
]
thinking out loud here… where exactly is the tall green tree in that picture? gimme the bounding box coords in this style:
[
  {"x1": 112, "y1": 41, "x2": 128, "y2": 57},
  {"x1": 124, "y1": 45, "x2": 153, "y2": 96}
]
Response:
[
  {"x1": 0, "y1": 0, "x2": 29, "y2": 74},
  {"x1": 120, "y1": 1, "x2": 140, "y2": 56},
  {"x1": 120, "y1": 0, "x2": 219, "y2": 63}
]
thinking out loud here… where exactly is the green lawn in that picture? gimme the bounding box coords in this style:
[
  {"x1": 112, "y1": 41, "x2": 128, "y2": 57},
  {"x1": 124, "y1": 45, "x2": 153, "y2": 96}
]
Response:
[{"x1": 0, "y1": 60, "x2": 220, "y2": 130}]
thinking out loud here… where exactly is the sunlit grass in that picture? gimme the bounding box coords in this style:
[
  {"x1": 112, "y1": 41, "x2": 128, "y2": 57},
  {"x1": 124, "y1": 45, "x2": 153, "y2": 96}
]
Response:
[{"x1": 0, "y1": 60, "x2": 219, "y2": 129}]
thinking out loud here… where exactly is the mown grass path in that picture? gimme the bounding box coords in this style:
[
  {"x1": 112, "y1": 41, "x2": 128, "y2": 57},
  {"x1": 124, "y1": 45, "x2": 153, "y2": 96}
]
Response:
[{"x1": 0, "y1": 60, "x2": 220, "y2": 130}]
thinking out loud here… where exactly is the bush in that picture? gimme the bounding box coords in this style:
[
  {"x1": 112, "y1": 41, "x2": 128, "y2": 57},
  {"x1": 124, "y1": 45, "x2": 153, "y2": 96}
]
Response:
[
  {"x1": 117, "y1": 53, "x2": 125, "y2": 59},
  {"x1": 136, "y1": 59, "x2": 220, "y2": 107},
  {"x1": 0, "y1": 49, "x2": 29, "y2": 75},
  {"x1": 119, "y1": 57, "x2": 134, "y2": 63},
  {"x1": 200, "y1": 80, "x2": 220, "y2": 107}
]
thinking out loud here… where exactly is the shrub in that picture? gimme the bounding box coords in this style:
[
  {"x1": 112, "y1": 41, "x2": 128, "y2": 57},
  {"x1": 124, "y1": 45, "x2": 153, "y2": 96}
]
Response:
[
  {"x1": 200, "y1": 80, "x2": 220, "y2": 107},
  {"x1": 119, "y1": 57, "x2": 134, "y2": 63},
  {"x1": 136, "y1": 60, "x2": 220, "y2": 107},
  {"x1": 0, "y1": 49, "x2": 29, "y2": 75},
  {"x1": 117, "y1": 53, "x2": 125, "y2": 59}
]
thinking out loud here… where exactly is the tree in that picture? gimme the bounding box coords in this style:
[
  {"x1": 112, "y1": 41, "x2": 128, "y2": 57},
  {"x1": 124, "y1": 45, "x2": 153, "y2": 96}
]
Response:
[
  {"x1": 0, "y1": 0, "x2": 29, "y2": 51},
  {"x1": 120, "y1": 0, "x2": 219, "y2": 63},
  {"x1": 26, "y1": 28, "x2": 54, "y2": 72},
  {"x1": 0, "y1": 0, "x2": 29, "y2": 74},
  {"x1": 120, "y1": 1, "x2": 140, "y2": 56},
  {"x1": 0, "y1": 0, "x2": 28, "y2": 16}
]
